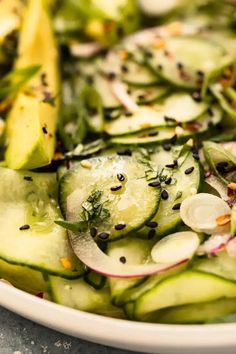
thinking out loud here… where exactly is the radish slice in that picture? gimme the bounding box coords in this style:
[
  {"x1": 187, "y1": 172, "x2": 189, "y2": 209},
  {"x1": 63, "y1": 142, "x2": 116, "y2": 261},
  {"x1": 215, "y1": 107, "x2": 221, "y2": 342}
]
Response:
[
  {"x1": 180, "y1": 193, "x2": 231, "y2": 234},
  {"x1": 70, "y1": 42, "x2": 103, "y2": 58},
  {"x1": 197, "y1": 234, "x2": 231, "y2": 256},
  {"x1": 151, "y1": 231, "x2": 200, "y2": 264},
  {"x1": 110, "y1": 81, "x2": 139, "y2": 112},
  {"x1": 205, "y1": 175, "x2": 229, "y2": 201},
  {"x1": 68, "y1": 230, "x2": 188, "y2": 278},
  {"x1": 226, "y1": 237, "x2": 236, "y2": 258}
]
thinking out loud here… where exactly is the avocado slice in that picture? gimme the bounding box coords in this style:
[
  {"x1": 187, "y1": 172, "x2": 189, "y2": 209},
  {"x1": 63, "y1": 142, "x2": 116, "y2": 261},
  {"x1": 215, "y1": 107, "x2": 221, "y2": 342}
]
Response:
[{"x1": 6, "y1": 0, "x2": 60, "y2": 170}]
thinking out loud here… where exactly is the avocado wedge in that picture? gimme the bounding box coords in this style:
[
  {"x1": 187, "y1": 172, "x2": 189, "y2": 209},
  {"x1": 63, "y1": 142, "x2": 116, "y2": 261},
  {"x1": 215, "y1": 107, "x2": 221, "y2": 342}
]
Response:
[{"x1": 5, "y1": 0, "x2": 60, "y2": 170}]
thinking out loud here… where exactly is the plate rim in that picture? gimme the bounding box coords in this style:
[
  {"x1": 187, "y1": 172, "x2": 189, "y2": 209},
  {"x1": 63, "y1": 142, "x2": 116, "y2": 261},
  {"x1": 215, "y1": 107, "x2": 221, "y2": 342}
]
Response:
[{"x1": 1, "y1": 282, "x2": 236, "y2": 353}]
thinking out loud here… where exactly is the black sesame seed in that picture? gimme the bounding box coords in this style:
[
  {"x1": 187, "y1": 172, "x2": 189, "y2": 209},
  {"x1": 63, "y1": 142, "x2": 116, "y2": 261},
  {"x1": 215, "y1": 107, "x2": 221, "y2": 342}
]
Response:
[
  {"x1": 90, "y1": 227, "x2": 97, "y2": 238},
  {"x1": 161, "y1": 190, "x2": 169, "y2": 200},
  {"x1": 185, "y1": 166, "x2": 195, "y2": 175},
  {"x1": 172, "y1": 203, "x2": 181, "y2": 210},
  {"x1": 165, "y1": 177, "x2": 172, "y2": 185},
  {"x1": 148, "y1": 229, "x2": 156, "y2": 239},
  {"x1": 121, "y1": 64, "x2": 129, "y2": 73},
  {"x1": 207, "y1": 107, "x2": 214, "y2": 117},
  {"x1": 148, "y1": 131, "x2": 159, "y2": 137},
  {"x1": 196, "y1": 70, "x2": 204, "y2": 77},
  {"x1": 138, "y1": 95, "x2": 145, "y2": 101},
  {"x1": 98, "y1": 232, "x2": 110, "y2": 240},
  {"x1": 42, "y1": 126, "x2": 48, "y2": 134},
  {"x1": 143, "y1": 50, "x2": 153, "y2": 58},
  {"x1": 124, "y1": 111, "x2": 133, "y2": 117},
  {"x1": 146, "y1": 221, "x2": 158, "y2": 228},
  {"x1": 191, "y1": 91, "x2": 202, "y2": 102},
  {"x1": 157, "y1": 64, "x2": 163, "y2": 71},
  {"x1": 170, "y1": 134, "x2": 177, "y2": 145},
  {"x1": 177, "y1": 62, "x2": 184, "y2": 70},
  {"x1": 148, "y1": 180, "x2": 161, "y2": 188},
  {"x1": 164, "y1": 116, "x2": 176, "y2": 123},
  {"x1": 119, "y1": 256, "x2": 126, "y2": 264},
  {"x1": 86, "y1": 75, "x2": 94, "y2": 85},
  {"x1": 111, "y1": 185, "x2": 122, "y2": 192},
  {"x1": 107, "y1": 72, "x2": 116, "y2": 81},
  {"x1": 117, "y1": 149, "x2": 132, "y2": 156},
  {"x1": 117, "y1": 25, "x2": 124, "y2": 37},
  {"x1": 217, "y1": 161, "x2": 228, "y2": 167},
  {"x1": 115, "y1": 223, "x2": 126, "y2": 231},
  {"x1": 165, "y1": 160, "x2": 178, "y2": 168},
  {"x1": 192, "y1": 153, "x2": 200, "y2": 161},
  {"x1": 19, "y1": 224, "x2": 30, "y2": 231},
  {"x1": 24, "y1": 176, "x2": 33, "y2": 181},
  {"x1": 117, "y1": 173, "x2": 125, "y2": 182},
  {"x1": 163, "y1": 143, "x2": 171, "y2": 151}
]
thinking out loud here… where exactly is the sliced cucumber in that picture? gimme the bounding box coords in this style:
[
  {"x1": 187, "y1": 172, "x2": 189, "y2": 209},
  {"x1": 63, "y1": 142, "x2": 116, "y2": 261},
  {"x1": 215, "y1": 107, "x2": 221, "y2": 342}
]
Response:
[
  {"x1": 0, "y1": 168, "x2": 85, "y2": 278},
  {"x1": 98, "y1": 53, "x2": 159, "y2": 86},
  {"x1": 140, "y1": 150, "x2": 201, "y2": 238},
  {"x1": 194, "y1": 251, "x2": 236, "y2": 282},
  {"x1": 0, "y1": 258, "x2": 47, "y2": 295},
  {"x1": 107, "y1": 237, "x2": 154, "y2": 305},
  {"x1": 105, "y1": 92, "x2": 208, "y2": 136},
  {"x1": 147, "y1": 36, "x2": 232, "y2": 92},
  {"x1": 49, "y1": 275, "x2": 123, "y2": 318},
  {"x1": 134, "y1": 270, "x2": 236, "y2": 321},
  {"x1": 59, "y1": 154, "x2": 160, "y2": 240},
  {"x1": 110, "y1": 106, "x2": 222, "y2": 145},
  {"x1": 155, "y1": 298, "x2": 236, "y2": 324}
]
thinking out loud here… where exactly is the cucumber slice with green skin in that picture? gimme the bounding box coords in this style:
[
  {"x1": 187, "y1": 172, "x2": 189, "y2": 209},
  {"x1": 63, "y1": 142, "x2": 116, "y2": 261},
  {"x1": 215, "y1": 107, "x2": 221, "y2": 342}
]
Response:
[
  {"x1": 49, "y1": 275, "x2": 124, "y2": 318},
  {"x1": 105, "y1": 92, "x2": 209, "y2": 136},
  {"x1": 59, "y1": 155, "x2": 160, "y2": 240},
  {"x1": 194, "y1": 251, "x2": 236, "y2": 282},
  {"x1": 110, "y1": 106, "x2": 222, "y2": 145},
  {"x1": 134, "y1": 270, "x2": 236, "y2": 321},
  {"x1": 0, "y1": 168, "x2": 85, "y2": 278},
  {"x1": 0, "y1": 258, "x2": 48, "y2": 295},
  {"x1": 97, "y1": 53, "x2": 160, "y2": 86},
  {"x1": 140, "y1": 150, "x2": 202, "y2": 238},
  {"x1": 147, "y1": 36, "x2": 232, "y2": 93},
  {"x1": 153, "y1": 298, "x2": 236, "y2": 324},
  {"x1": 124, "y1": 302, "x2": 135, "y2": 319},
  {"x1": 107, "y1": 237, "x2": 154, "y2": 305},
  {"x1": 203, "y1": 141, "x2": 236, "y2": 184},
  {"x1": 84, "y1": 270, "x2": 106, "y2": 290},
  {"x1": 210, "y1": 83, "x2": 236, "y2": 122}
]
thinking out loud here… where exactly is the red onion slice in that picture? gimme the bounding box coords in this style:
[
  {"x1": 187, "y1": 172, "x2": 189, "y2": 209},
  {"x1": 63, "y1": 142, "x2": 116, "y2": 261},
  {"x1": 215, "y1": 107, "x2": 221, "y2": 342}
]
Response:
[
  {"x1": 197, "y1": 234, "x2": 231, "y2": 256},
  {"x1": 69, "y1": 230, "x2": 188, "y2": 278},
  {"x1": 110, "y1": 81, "x2": 139, "y2": 112}
]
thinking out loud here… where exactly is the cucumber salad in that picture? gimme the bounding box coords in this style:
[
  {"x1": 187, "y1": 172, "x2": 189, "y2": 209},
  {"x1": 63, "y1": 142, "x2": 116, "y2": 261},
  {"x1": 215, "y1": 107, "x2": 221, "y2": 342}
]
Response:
[{"x1": 2, "y1": 0, "x2": 236, "y2": 324}]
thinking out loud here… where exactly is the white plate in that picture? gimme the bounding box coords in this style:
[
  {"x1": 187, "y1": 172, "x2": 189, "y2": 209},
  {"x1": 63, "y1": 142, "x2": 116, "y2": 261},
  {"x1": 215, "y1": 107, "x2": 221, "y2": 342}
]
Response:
[{"x1": 1, "y1": 283, "x2": 236, "y2": 354}]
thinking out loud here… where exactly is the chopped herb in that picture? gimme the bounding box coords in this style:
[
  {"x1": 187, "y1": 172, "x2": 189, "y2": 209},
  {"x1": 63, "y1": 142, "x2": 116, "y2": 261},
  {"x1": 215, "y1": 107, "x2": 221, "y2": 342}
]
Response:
[
  {"x1": 175, "y1": 191, "x2": 183, "y2": 200},
  {"x1": 42, "y1": 91, "x2": 56, "y2": 106}
]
